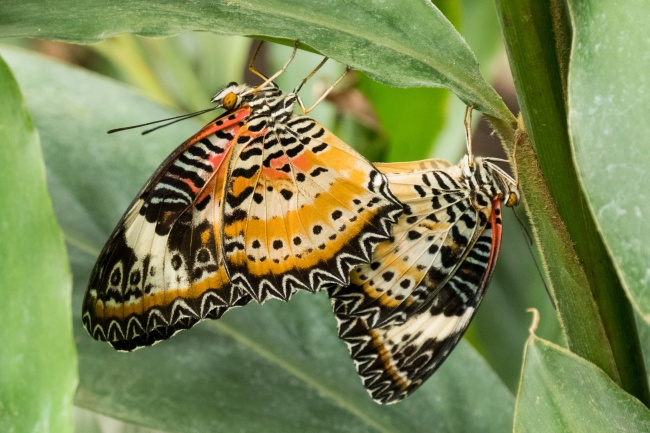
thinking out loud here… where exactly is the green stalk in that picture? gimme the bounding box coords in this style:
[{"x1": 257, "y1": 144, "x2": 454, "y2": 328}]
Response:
[{"x1": 492, "y1": 0, "x2": 650, "y2": 405}]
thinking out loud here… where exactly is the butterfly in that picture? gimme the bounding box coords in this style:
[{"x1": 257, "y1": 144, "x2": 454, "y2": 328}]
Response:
[
  {"x1": 82, "y1": 42, "x2": 403, "y2": 351},
  {"x1": 328, "y1": 148, "x2": 519, "y2": 404}
]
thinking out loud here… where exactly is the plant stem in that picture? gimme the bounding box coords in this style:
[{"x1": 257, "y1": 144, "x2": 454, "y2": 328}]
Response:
[{"x1": 493, "y1": 0, "x2": 650, "y2": 405}]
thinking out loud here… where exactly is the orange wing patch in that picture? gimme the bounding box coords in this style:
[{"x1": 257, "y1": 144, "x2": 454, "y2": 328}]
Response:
[{"x1": 222, "y1": 115, "x2": 402, "y2": 303}]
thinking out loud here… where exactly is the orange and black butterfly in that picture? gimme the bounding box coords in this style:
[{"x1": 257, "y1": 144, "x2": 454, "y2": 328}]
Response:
[
  {"x1": 328, "y1": 112, "x2": 519, "y2": 404},
  {"x1": 82, "y1": 43, "x2": 403, "y2": 351}
]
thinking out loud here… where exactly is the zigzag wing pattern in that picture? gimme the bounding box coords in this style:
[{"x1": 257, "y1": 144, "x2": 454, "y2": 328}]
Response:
[
  {"x1": 329, "y1": 156, "x2": 514, "y2": 404},
  {"x1": 83, "y1": 108, "x2": 251, "y2": 350},
  {"x1": 222, "y1": 114, "x2": 403, "y2": 303},
  {"x1": 329, "y1": 160, "x2": 486, "y2": 328},
  {"x1": 333, "y1": 211, "x2": 502, "y2": 404}
]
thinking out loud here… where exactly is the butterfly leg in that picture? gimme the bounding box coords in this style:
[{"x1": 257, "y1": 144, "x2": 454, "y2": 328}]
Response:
[
  {"x1": 248, "y1": 40, "x2": 269, "y2": 82},
  {"x1": 292, "y1": 56, "x2": 329, "y2": 94},
  {"x1": 463, "y1": 103, "x2": 475, "y2": 165},
  {"x1": 252, "y1": 40, "x2": 300, "y2": 93},
  {"x1": 297, "y1": 65, "x2": 352, "y2": 114}
]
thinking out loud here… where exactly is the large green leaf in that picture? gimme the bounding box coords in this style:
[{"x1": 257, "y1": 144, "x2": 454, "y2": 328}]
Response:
[
  {"x1": 567, "y1": 0, "x2": 650, "y2": 321},
  {"x1": 357, "y1": 73, "x2": 449, "y2": 162},
  {"x1": 515, "y1": 331, "x2": 650, "y2": 432},
  {"x1": 0, "y1": 55, "x2": 76, "y2": 432},
  {"x1": 493, "y1": 0, "x2": 648, "y2": 404},
  {"x1": 0, "y1": 0, "x2": 512, "y2": 122},
  {"x1": 1, "y1": 46, "x2": 515, "y2": 432},
  {"x1": 352, "y1": 0, "x2": 457, "y2": 163}
]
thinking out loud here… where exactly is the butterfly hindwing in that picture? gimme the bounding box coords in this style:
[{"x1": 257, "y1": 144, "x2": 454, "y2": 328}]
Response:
[
  {"x1": 83, "y1": 108, "x2": 251, "y2": 350},
  {"x1": 329, "y1": 157, "x2": 515, "y2": 404},
  {"x1": 333, "y1": 208, "x2": 502, "y2": 404},
  {"x1": 329, "y1": 159, "x2": 489, "y2": 328}
]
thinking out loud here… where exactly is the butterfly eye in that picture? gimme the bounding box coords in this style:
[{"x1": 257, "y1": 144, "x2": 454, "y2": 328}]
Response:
[
  {"x1": 222, "y1": 92, "x2": 238, "y2": 110},
  {"x1": 506, "y1": 190, "x2": 520, "y2": 207}
]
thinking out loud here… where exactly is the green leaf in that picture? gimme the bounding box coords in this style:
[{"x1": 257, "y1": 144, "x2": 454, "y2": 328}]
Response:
[
  {"x1": 1, "y1": 46, "x2": 515, "y2": 432},
  {"x1": 0, "y1": 0, "x2": 512, "y2": 122},
  {"x1": 74, "y1": 407, "x2": 165, "y2": 433},
  {"x1": 94, "y1": 34, "x2": 252, "y2": 112},
  {"x1": 353, "y1": 0, "x2": 456, "y2": 162},
  {"x1": 73, "y1": 297, "x2": 514, "y2": 433},
  {"x1": 357, "y1": 76, "x2": 449, "y2": 162},
  {"x1": 0, "y1": 54, "x2": 76, "y2": 432},
  {"x1": 515, "y1": 331, "x2": 650, "y2": 432},
  {"x1": 494, "y1": 0, "x2": 649, "y2": 405},
  {"x1": 567, "y1": 0, "x2": 650, "y2": 322}
]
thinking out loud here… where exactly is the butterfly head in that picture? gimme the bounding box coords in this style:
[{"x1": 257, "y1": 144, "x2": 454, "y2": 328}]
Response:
[
  {"x1": 463, "y1": 155, "x2": 520, "y2": 208},
  {"x1": 211, "y1": 81, "x2": 286, "y2": 114},
  {"x1": 483, "y1": 158, "x2": 520, "y2": 208},
  {"x1": 210, "y1": 82, "x2": 253, "y2": 111}
]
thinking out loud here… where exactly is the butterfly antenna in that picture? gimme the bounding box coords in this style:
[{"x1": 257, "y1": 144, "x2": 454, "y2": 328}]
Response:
[
  {"x1": 107, "y1": 106, "x2": 220, "y2": 135},
  {"x1": 252, "y1": 40, "x2": 299, "y2": 94},
  {"x1": 513, "y1": 209, "x2": 534, "y2": 246},
  {"x1": 298, "y1": 65, "x2": 351, "y2": 114},
  {"x1": 463, "y1": 104, "x2": 475, "y2": 166},
  {"x1": 512, "y1": 208, "x2": 556, "y2": 310}
]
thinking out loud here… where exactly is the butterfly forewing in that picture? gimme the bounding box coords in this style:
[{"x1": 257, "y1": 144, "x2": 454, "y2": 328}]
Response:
[
  {"x1": 221, "y1": 106, "x2": 403, "y2": 303},
  {"x1": 329, "y1": 156, "x2": 515, "y2": 404},
  {"x1": 83, "y1": 108, "x2": 251, "y2": 350}
]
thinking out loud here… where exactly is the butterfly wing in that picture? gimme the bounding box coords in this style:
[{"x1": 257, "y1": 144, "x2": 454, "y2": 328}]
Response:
[
  {"x1": 329, "y1": 160, "x2": 484, "y2": 328},
  {"x1": 332, "y1": 205, "x2": 503, "y2": 404},
  {"x1": 83, "y1": 109, "x2": 252, "y2": 350},
  {"x1": 372, "y1": 158, "x2": 453, "y2": 173},
  {"x1": 222, "y1": 115, "x2": 403, "y2": 303},
  {"x1": 329, "y1": 158, "x2": 507, "y2": 403}
]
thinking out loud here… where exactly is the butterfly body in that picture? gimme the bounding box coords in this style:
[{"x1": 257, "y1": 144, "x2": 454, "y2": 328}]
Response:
[
  {"x1": 83, "y1": 82, "x2": 403, "y2": 351},
  {"x1": 329, "y1": 155, "x2": 519, "y2": 404}
]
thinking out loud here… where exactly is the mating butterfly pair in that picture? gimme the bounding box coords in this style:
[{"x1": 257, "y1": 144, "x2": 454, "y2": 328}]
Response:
[{"x1": 82, "y1": 42, "x2": 519, "y2": 404}]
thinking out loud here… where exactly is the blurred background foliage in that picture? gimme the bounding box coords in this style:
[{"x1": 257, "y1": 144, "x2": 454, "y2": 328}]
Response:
[{"x1": 2, "y1": 0, "x2": 562, "y2": 430}]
